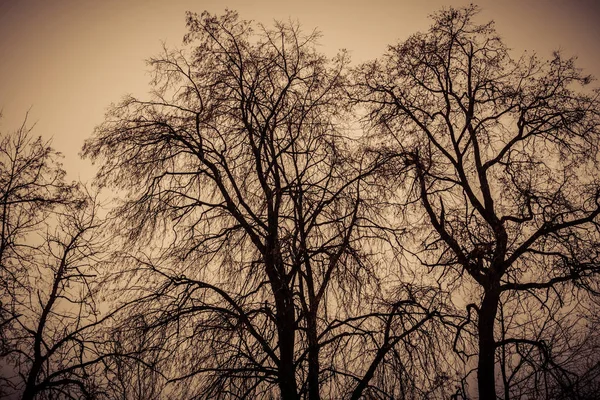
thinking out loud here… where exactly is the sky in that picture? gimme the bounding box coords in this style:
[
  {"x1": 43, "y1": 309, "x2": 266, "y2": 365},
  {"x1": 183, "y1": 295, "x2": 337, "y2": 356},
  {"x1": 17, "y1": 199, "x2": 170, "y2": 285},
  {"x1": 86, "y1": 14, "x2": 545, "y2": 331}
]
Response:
[{"x1": 1, "y1": 0, "x2": 599, "y2": 182}]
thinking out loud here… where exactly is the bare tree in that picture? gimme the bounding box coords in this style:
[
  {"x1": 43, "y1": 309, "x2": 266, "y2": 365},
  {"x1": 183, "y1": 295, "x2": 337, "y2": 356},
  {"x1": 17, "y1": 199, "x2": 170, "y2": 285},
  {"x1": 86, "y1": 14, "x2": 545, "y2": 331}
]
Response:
[
  {"x1": 0, "y1": 117, "x2": 130, "y2": 399},
  {"x1": 14, "y1": 192, "x2": 119, "y2": 400},
  {"x1": 83, "y1": 11, "x2": 446, "y2": 399},
  {"x1": 0, "y1": 115, "x2": 77, "y2": 394},
  {"x1": 355, "y1": 5, "x2": 600, "y2": 399},
  {"x1": 0, "y1": 115, "x2": 74, "y2": 347}
]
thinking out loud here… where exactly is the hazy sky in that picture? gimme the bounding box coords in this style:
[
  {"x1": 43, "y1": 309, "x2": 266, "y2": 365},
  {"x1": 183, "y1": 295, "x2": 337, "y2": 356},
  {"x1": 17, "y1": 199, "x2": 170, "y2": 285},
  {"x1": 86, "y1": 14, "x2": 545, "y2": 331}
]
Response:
[{"x1": 1, "y1": 0, "x2": 599, "y2": 181}]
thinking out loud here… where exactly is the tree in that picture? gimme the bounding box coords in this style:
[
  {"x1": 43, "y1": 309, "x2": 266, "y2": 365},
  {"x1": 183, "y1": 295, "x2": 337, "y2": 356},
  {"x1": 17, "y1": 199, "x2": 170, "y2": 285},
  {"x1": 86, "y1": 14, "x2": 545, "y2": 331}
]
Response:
[
  {"x1": 0, "y1": 115, "x2": 76, "y2": 395},
  {"x1": 355, "y1": 5, "x2": 600, "y2": 399},
  {"x1": 0, "y1": 117, "x2": 126, "y2": 399},
  {"x1": 15, "y1": 192, "x2": 118, "y2": 400},
  {"x1": 0, "y1": 115, "x2": 74, "y2": 347},
  {"x1": 83, "y1": 11, "x2": 446, "y2": 399}
]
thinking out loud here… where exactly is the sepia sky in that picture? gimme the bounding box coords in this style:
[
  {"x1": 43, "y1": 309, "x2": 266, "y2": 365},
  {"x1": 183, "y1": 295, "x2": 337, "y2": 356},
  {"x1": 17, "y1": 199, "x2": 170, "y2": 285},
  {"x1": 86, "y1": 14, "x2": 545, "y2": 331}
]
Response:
[{"x1": 1, "y1": 0, "x2": 599, "y2": 181}]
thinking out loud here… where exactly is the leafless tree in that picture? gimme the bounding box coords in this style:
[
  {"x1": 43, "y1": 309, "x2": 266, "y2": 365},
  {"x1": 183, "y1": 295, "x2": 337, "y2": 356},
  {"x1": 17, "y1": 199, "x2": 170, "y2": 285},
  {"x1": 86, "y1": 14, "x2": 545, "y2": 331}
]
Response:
[
  {"x1": 0, "y1": 115, "x2": 75, "y2": 350},
  {"x1": 83, "y1": 11, "x2": 448, "y2": 399},
  {"x1": 14, "y1": 192, "x2": 119, "y2": 400},
  {"x1": 355, "y1": 5, "x2": 600, "y2": 399},
  {"x1": 0, "y1": 115, "x2": 77, "y2": 394},
  {"x1": 0, "y1": 117, "x2": 133, "y2": 399}
]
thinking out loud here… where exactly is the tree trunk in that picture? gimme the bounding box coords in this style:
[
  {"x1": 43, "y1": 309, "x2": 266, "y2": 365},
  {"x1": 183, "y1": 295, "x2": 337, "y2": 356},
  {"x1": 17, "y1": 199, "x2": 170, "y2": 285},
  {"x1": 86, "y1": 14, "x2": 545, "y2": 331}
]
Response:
[
  {"x1": 277, "y1": 295, "x2": 299, "y2": 400},
  {"x1": 267, "y1": 254, "x2": 299, "y2": 399},
  {"x1": 21, "y1": 367, "x2": 39, "y2": 400},
  {"x1": 21, "y1": 387, "x2": 35, "y2": 400},
  {"x1": 478, "y1": 287, "x2": 500, "y2": 400},
  {"x1": 306, "y1": 310, "x2": 321, "y2": 400}
]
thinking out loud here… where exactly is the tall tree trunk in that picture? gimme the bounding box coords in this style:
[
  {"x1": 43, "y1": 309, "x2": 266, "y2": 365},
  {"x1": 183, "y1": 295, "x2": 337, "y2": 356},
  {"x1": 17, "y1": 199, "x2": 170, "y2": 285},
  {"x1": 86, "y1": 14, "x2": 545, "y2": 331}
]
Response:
[
  {"x1": 266, "y1": 248, "x2": 299, "y2": 400},
  {"x1": 478, "y1": 287, "x2": 500, "y2": 400},
  {"x1": 306, "y1": 310, "x2": 321, "y2": 400},
  {"x1": 21, "y1": 387, "x2": 36, "y2": 400},
  {"x1": 21, "y1": 363, "x2": 40, "y2": 400},
  {"x1": 276, "y1": 294, "x2": 299, "y2": 400}
]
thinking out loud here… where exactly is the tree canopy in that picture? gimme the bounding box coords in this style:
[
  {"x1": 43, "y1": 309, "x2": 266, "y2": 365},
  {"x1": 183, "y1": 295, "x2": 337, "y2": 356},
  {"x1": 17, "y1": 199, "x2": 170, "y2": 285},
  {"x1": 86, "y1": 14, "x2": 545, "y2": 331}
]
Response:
[
  {"x1": 2, "y1": 5, "x2": 600, "y2": 400},
  {"x1": 355, "y1": 5, "x2": 600, "y2": 399}
]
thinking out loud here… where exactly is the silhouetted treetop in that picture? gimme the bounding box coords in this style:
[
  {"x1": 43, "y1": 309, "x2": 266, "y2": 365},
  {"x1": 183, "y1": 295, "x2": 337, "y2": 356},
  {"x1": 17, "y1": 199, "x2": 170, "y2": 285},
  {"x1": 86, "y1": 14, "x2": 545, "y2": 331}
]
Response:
[
  {"x1": 355, "y1": 5, "x2": 600, "y2": 399},
  {"x1": 83, "y1": 10, "x2": 449, "y2": 400}
]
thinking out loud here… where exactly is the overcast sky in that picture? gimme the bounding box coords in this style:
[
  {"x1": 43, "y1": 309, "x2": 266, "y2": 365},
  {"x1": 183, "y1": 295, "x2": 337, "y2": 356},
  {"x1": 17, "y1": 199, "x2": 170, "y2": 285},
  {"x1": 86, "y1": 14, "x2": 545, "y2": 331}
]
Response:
[{"x1": 1, "y1": 0, "x2": 599, "y2": 181}]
